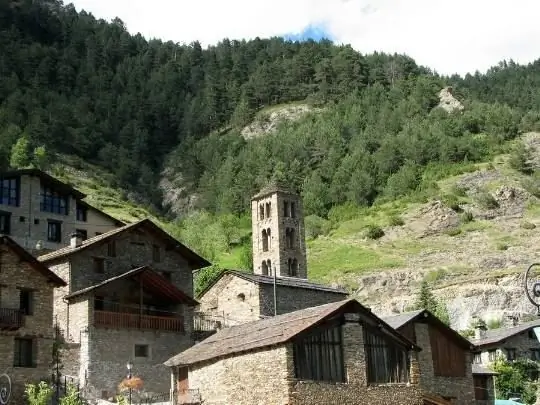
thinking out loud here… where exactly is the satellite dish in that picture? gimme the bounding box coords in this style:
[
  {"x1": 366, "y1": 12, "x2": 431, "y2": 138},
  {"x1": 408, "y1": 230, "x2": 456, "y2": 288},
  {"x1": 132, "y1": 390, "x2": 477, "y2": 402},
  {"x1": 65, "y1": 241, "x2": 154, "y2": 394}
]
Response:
[{"x1": 523, "y1": 263, "x2": 540, "y2": 315}]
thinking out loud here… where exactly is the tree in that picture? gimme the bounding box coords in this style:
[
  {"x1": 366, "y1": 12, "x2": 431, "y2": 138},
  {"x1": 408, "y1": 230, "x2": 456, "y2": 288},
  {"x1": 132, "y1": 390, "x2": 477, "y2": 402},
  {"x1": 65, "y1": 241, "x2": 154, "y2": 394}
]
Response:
[
  {"x1": 413, "y1": 280, "x2": 450, "y2": 325},
  {"x1": 492, "y1": 358, "x2": 538, "y2": 403},
  {"x1": 33, "y1": 146, "x2": 49, "y2": 170},
  {"x1": 10, "y1": 136, "x2": 32, "y2": 169}
]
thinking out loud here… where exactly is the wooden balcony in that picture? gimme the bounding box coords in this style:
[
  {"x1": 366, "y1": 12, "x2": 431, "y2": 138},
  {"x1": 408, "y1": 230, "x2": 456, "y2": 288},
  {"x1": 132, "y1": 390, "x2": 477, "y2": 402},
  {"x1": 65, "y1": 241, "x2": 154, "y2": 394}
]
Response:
[
  {"x1": 94, "y1": 310, "x2": 184, "y2": 333},
  {"x1": 0, "y1": 308, "x2": 24, "y2": 330}
]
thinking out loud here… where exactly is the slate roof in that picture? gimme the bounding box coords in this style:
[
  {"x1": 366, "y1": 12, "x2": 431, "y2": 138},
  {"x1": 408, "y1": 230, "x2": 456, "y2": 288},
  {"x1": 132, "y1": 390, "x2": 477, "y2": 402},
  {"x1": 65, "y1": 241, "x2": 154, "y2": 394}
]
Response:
[
  {"x1": 1, "y1": 168, "x2": 86, "y2": 199},
  {"x1": 0, "y1": 236, "x2": 66, "y2": 286},
  {"x1": 65, "y1": 266, "x2": 198, "y2": 306},
  {"x1": 37, "y1": 219, "x2": 211, "y2": 269},
  {"x1": 382, "y1": 309, "x2": 474, "y2": 350},
  {"x1": 251, "y1": 180, "x2": 299, "y2": 200},
  {"x1": 164, "y1": 299, "x2": 420, "y2": 367},
  {"x1": 197, "y1": 269, "x2": 348, "y2": 299},
  {"x1": 472, "y1": 364, "x2": 498, "y2": 375},
  {"x1": 470, "y1": 318, "x2": 540, "y2": 347}
]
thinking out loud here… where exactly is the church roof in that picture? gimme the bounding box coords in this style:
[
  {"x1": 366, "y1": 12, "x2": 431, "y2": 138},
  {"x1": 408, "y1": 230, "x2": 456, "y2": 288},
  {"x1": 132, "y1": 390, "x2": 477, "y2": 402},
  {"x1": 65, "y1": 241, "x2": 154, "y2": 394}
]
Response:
[
  {"x1": 197, "y1": 269, "x2": 348, "y2": 299},
  {"x1": 251, "y1": 180, "x2": 299, "y2": 200}
]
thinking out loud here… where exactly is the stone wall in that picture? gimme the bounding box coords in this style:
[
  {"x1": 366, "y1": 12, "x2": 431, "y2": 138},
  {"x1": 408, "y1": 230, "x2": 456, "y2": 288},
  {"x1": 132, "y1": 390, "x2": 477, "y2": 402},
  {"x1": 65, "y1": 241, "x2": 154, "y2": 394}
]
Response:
[
  {"x1": 259, "y1": 283, "x2": 347, "y2": 317},
  {"x1": 251, "y1": 190, "x2": 307, "y2": 279},
  {"x1": 188, "y1": 346, "x2": 290, "y2": 405},
  {"x1": 197, "y1": 274, "x2": 261, "y2": 325},
  {"x1": 0, "y1": 244, "x2": 58, "y2": 405},
  {"x1": 477, "y1": 328, "x2": 540, "y2": 364},
  {"x1": 1, "y1": 173, "x2": 119, "y2": 252},
  {"x1": 413, "y1": 322, "x2": 475, "y2": 404}
]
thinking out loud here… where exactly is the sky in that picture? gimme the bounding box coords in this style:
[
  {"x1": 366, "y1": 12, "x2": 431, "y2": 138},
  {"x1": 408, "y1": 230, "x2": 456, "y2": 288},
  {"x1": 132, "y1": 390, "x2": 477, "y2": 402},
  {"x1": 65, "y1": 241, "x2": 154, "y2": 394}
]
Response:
[{"x1": 69, "y1": 0, "x2": 540, "y2": 76}]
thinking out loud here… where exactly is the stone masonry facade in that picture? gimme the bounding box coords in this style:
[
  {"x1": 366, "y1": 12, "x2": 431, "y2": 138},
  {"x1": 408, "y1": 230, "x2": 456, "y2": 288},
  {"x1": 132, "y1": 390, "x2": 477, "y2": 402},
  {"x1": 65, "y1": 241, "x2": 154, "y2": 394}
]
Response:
[
  {"x1": 251, "y1": 189, "x2": 307, "y2": 279},
  {"x1": 44, "y1": 227, "x2": 197, "y2": 397},
  {"x1": 474, "y1": 329, "x2": 540, "y2": 365},
  {"x1": 0, "y1": 244, "x2": 59, "y2": 405},
  {"x1": 198, "y1": 273, "x2": 347, "y2": 325},
  {"x1": 413, "y1": 322, "x2": 475, "y2": 405},
  {"x1": 185, "y1": 318, "x2": 422, "y2": 405},
  {"x1": 0, "y1": 171, "x2": 120, "y2": 252}
]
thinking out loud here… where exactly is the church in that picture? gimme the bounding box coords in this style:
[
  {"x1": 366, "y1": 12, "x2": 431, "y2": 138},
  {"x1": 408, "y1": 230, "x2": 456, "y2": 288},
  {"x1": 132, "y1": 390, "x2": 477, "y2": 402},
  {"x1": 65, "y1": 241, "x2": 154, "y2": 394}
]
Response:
[{"x1": 196, "y1": 182, "x2": 348, "y2": 326}]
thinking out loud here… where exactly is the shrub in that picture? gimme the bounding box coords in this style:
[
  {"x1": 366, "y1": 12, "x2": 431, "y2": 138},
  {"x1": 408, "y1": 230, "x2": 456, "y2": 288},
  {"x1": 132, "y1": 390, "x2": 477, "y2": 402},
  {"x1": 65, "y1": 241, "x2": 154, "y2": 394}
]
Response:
[
  {"x1": 25, "y1": 381, "x2": 54, "y2": 405},
  {"x1": 441, "y1": 194, "x2": 462, "y2": 212},
  {"x1": 364, "y1": 225, "x2": 384, "y2": 240},
  {"x1": 388, "y1": 215, "x2": 405, "y2": 226},
  {"x1": 496, "y1": 242, "x2": 509, "y2": 251},
  {"x1": 461, "y1": 211, "x2": 474, "y2": 223},
  {"x1": 475, "y1": 191, "x2": 499, "y2": 210},
  {"x1": 305, "y1": 215, "x2": 332, "y2": 240},
  {"x1": 487, "y1": 318, "x2": 503, "y2": 330},
  {"x1": 521, "y1": 221, "x2": 537, "y2": 230},
  {"x1": 445, "y1": 227, "x2": 462, "y2": 237}
]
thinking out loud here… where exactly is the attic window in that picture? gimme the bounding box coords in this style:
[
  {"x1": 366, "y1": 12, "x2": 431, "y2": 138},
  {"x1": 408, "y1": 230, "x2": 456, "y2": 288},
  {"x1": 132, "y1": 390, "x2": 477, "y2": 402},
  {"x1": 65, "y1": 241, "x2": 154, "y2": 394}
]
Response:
[{"x1": 237, "y1": 293, "x2": 245, "y2": 302}]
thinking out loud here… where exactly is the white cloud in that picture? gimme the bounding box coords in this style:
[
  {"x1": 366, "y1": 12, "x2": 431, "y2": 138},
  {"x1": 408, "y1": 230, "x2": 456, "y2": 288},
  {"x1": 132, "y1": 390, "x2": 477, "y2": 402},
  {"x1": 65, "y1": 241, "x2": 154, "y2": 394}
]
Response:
[{"x1": 69, "y1": 0, "x2": 540, "y2": 75}]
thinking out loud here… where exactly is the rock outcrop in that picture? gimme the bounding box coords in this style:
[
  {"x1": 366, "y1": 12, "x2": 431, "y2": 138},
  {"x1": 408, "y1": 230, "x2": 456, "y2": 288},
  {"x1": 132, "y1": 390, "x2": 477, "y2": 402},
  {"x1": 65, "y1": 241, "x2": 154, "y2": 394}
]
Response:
[{"x1": 437, "y1": 86, "x2": 465, "y2": 113}]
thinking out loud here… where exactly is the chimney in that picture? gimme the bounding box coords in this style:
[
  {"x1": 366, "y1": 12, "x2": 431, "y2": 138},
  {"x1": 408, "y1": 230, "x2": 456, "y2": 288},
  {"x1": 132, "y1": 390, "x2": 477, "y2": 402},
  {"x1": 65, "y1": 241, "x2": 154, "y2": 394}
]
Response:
[
  {"x1": 472, "y1": 317, "x2": 487, "y2": 340},
  {"x1": 70, "y1": 232, "x2": 83, "y2": 248},
  {"x1": 504, "y1": 314, "x2": 519, "y2": 328}
]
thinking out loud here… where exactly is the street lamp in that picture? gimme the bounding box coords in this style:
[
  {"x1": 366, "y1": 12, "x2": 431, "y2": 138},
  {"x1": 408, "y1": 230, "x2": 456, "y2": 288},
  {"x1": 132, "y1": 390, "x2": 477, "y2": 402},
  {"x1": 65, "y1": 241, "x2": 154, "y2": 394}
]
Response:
[{"x1": 126, "y1": 361, "x2": 133, "y2": 405}]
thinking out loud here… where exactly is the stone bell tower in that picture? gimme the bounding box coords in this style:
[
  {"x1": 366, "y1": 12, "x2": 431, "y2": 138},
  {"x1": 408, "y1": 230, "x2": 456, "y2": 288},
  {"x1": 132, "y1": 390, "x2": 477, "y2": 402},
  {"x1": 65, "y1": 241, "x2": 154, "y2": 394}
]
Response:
[{"x1": 251, "y1": 181, "x2": 307, "y2": 279}]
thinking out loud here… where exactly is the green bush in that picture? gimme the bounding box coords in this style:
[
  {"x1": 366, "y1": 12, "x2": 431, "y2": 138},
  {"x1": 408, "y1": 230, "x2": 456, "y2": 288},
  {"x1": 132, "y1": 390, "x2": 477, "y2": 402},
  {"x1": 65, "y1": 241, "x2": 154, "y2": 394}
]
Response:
[
  {"x1": 388, "y1": 215, "x2": 405, "y2": 226},
  {"x1": 521, "y1": 221, "x2": 537, "y2": 230},
  {"x1": 364, "y1": 225, "x2": 385, "y2": 240},
  {"x1": 496, "y1": 242, "x2": 509, "y2": 251},
  {"x1": 445, "y1": 227, "x2": 462, "y2": 237},
  {"x1": 25, "y1": 381, "x2": 54, "y2": 405},
  {"x1": 475, "y1": 191, "x2": 499, "y2": 209},
  {"x1": 441, "y1": 194, "x2": 462, "y2": 212},
  {"x1": 461, "y1": 211, "x2": 474, "y2": 223},
  {"x1": 305, "y1": 215, "x2": 332, "y2": 240}
]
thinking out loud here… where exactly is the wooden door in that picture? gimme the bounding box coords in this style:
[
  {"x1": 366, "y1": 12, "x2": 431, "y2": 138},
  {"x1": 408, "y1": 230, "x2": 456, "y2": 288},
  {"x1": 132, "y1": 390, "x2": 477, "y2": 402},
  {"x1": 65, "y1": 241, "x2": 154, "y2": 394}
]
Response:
[{"x1": 177, "y1": 367, "x2": 189, "y2": 392}]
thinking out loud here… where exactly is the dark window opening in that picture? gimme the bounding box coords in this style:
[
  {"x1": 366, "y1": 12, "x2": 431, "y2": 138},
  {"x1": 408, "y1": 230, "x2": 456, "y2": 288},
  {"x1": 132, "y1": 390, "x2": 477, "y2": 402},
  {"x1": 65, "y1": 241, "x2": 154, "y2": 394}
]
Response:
[
  {"x1": 33, "y1": 218, "x2": 39, "y2": 225},
  {"x1": 531, "y1": 349, "x2": 540, "y2": 361},
  {"x1": 93, "y1": 257, "x2": 105, "y2": 274},
  {"x1": 0, "y1": 212, "x2": 11, "y2": 235},
  {"x1": 162, "y1": 271, "x2": 172, "y2": 282},
  {"x1": 19, "y1": 216, "x2": 25, "y2": 222},
  {"x1": 76, "y1": 229, "x2": 88, "y2": 241},
  {"x1": 265, "y1": 202, "x2": 271, "y2": 218},
  {"x1": 291, "y1": 202, "x2": 296, "y2": 218},
  {"x1": 285, "y1": 228, "x2": 295, "y2": 249},
  {"x1": 262, "y1": 229, "x2": 269, "y2": 252},
  {"x1": 259, "y1": 204, "x2": 264, "y2": 220},
  {"x1": 473, "y1": 352, "x2": 482, "y2": 364},
  {"x1": 40, "y1": 185, "x2": 68, "y2": 215},
  {"x1": 152, "y1": 245, "x2": 161, "y2": 262},
  {"x1": 14, "y1": 338, "x2": 35, "y2": 368},
  {"x1": 293, "y1": 322, "x2": 344, "y2": 383},
  {"x1": 364, "y1": 325, "x2": 410, "y2": 384},
  {"x1": 47, "y1": 221, "x2": 62, "y2": 242},
  {"x1": 283, "y1": 201, "x2": 289, "y2": 217},
  {"x1": 76, "y1": 204, "x2": 88, "y2": 222},
  {"x1": 19, "y1": 289, "x2": 34, "y2": 315},
  {"x1": 134, "y1": 344, "x2": 149, "y2": 358},
  {"x1": 107, "y1": 241, "x2": 116, "y2": 257},
  {"x1": 94, "y1": 296, "x2": 105, "y2": 311},
  {"x1": 488, "y1": 350, "x2": 497, "y2": 362},
  {"x1": 261, "y1": 261, "x2": 269, "y2": 275},
  {"x1": 288, "y1": 258, "x2": 298, "y2": 277},
  {"x1": 506, "y1": 348, "x2": 517, "y2": 361},
  {"x1": 0, "y1": 177, "x2": 19, "y2": 206}
]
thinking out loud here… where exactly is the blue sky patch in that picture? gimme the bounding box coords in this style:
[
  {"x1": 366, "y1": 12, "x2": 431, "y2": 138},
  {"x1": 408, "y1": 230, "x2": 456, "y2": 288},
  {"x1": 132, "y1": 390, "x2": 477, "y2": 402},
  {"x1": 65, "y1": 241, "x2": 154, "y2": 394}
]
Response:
[{"x1": 283, "y1": 24, "x2": 333, "y2": 42}]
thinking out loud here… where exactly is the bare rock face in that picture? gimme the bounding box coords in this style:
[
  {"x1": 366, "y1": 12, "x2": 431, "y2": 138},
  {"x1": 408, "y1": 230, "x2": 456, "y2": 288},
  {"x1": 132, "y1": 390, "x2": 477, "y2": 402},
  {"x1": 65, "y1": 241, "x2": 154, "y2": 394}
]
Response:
[
  {"x1": 159, "y1": 167, "x2": 200, "y2": 216},
  {"x1": 407, "y1": 200, "x2": 460, "y2": 237},
  {"x1": 241, "y1": 104, "x2": 316, "y2": 139},
  {"x1": 437, "y1": 86, "x2": 464, "y2": 113}
]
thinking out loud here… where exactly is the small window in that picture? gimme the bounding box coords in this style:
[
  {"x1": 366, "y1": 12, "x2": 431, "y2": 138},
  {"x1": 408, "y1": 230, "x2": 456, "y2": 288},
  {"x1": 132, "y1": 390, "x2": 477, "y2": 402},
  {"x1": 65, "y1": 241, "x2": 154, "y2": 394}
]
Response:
[
  {"x1": 265, "y1": 202, "x2": 271, "y2": 218},
  {"x1": 259, "y1": 204, "x2": 264, "y2": 220},
  {"x1": 19, "y1": 289, "x2": 34, "y2": 315},
  {"x1": 93, "y1": 257, "x2": 105, "y2": 274},
  {"x1": 161, "y1": 271, "x2": 172, "y2": 282},
  {"x1": 47, "y1": 221, "x2": 62, "y2": 242},
  {"x1": 530, "y1": 349, "x2": 540, "y2": 361},
  {"x1": 283, "y1": 201, "x2": 289, "y2": 217},
  {"x1": 76, "y1": 203, "x2": 88, "y2": 222},
  {"x1": 0, "y1": 212, "x2": 11, "y2": 234},
  {"x1": 473, "y1": 352, "x2": 482, "y2": 364},
  {"x1": 33, "y1": 218, "x2": 39, "y2": 225},
  {"x1": 19, "y1": 216, "x2": 25, "y2": 222},
  {"x1": 76, "y1": 229, "x2": 88, "y2": 241},
  {"x1": 14, "y1": 338, "x2": 35, "y2": 368},
  {"x1": 0, "y1": 177, "x2": 20, "y2": 207},
  {"x1": 94, "y1": 296, "x2": 104, "y2": 311},
  {"x1": 291, "y1": 202, "x2": 296, "y2": 218},
  {"x1": 506, "y1": 348, "x2": 517, "y2": 361},
  {"x1": 107, "y1": 241, "x2": 116, "y2": 257},
  {"x1": 529, "y1": 329, "x2": 537, "y2": 340},
  {"x1": 237, "y1": 293, "x2": 245, "y2": 302},
  {"x1": 488, "y1": 349, "x2": 497, "y2": 362},
  {"x1": 134, "y1": 344, "x2": 149, "y2": 358},
  {"x1": 152, "y1": 245, "x2": 161, "y2": 262}
]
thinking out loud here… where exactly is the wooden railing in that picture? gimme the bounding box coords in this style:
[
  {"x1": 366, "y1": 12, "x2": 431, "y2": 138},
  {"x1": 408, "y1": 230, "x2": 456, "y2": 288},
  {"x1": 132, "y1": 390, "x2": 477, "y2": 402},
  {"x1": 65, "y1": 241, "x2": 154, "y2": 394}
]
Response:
[
  {"x1": 193, "y1": 312, "x2": 224, "y2": 332},
  {"x1": 94, "y1": 310, "x2": 184, "y2": 332},
  {"x1": 0, "y1": 308, "x2": 24, "y2": 330}
]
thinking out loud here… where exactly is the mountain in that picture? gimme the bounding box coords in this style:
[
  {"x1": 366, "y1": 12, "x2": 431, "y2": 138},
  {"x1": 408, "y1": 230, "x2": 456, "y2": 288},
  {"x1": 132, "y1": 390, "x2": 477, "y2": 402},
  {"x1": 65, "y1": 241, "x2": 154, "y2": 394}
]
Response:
[{"x1": 2, "y1": 0, "x2": 540, "y2": 330}]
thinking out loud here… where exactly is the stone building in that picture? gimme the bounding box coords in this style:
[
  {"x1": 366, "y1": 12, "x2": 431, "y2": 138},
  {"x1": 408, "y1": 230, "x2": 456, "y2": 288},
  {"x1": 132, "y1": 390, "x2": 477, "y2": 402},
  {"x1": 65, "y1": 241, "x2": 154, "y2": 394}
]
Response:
[
  {"x1": 471, "y1": 365, "x2": 497, "y2": 405},
  {"x1": 251, "y1": 182, "x2": 307, "y2": 278},
  {"x1": 197, "y1": 269, "x2": 347, "y2": 326},
  {"x1": 0, "y1": 169, "x2": 123, "y2": 253},
  {"x1": 0, "y1": 236, "x2": 66, "y2": 405},
  {"x1": 165, "y1": 299, "x2": 425, "y2": 405},
  {"x1": 383, "y1": 309, "x2": 482, "y2": 405},
  {"x1": 37, "y1": 219, "x2": 210, "y2": 398},
  {"x1": 197, "y1": 184, "x2": 347, "y2": 327}
]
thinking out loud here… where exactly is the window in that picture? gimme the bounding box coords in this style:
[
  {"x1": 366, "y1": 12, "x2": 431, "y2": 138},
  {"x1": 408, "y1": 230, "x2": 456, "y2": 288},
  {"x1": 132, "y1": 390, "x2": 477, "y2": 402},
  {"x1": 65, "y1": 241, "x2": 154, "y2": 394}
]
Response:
[
  {"x1": 262, "y1": 229, "x2": 269, "y2": 252},
  {"x1": 0, "y1": 212, "x2": 11, "y2": 234},
  {"x1": 288, "y1": 258, "x2": 298, "y2": 277},
  {"x1": 530, "y1": 349, "x2": 540, "y2": 361},
  {"x1": 529, "y1": 329, "x2": 538, "y2": 340},
  {"x1": 14, "y1": 338, "x2": 35, "y2": 368},
  {"x1": 40, "y1": 185, "x2": 68, "y2": 215},
  {"x1": 261, "y1": 261, "x2": 269, "y2": 275},
  {"x1": 93, "y1": 257, "x2": 105, "y2": 274},
  {"x1": 291, "y1": 202, "x2": 296, "y2": 218},
  {"x1": 283, "y1": 201, "x2": 289, "y2": 217},
  {"x1": 285, "y1": 228, "x2": 295, "y2": 249},
  {"x1": 265, "y1": 202, "x2": 271, "y2": 218},
  {"x1": 364, "y1": 325, "x2": 410, "y2": 384},
  {"x1": 293, "y1": 322, "x2": 344, "y2": 383},
  {"x1": 76, "y1": 229, "x2": 88, "y2": 241},
  {"x1": 76, "y1": 203, "x2": 88, "y2": 222},
  {"x1": 506, "y1": 348, "x2": 517, "y2": 361},
  {"x1": 19, "y1": 289, "x2": 34, "y2": 315},
  {"x1": 19, "y1": 216, "x2": 25, "y2": 222},
  {"x1": 33, "y1": 218, "x2": 39, "y2": 225},
  {"x1": 152, "y1": 245, "x2": 161, "y2": 262},
  {"x1": 0, "y1": 177, "x2": 19, "y2": 206},
  {"x1": 488, "y1": 349, "x2": 497, "y2": 362},
  {"x1": 47, "y1": 221, "x2": 62, "y2": 242},
  {"x1": 94, "y1": 296, "x2": 104, "y2": 311},
  {"x1": 259, "y1": 204, "x2": 264, "y2": 220},
  {"x1": 107, "y1": 241, "x2": 116, "y2": 257},
  {"x1": 473, "y1": 352, "x2": 482, "y2": 364},
  {"x1": 134, "y1": 344, "x2": 149, "y2": 358},
  {"x1": 161, "y1": 271, "x2": 172, "y2": 282}
]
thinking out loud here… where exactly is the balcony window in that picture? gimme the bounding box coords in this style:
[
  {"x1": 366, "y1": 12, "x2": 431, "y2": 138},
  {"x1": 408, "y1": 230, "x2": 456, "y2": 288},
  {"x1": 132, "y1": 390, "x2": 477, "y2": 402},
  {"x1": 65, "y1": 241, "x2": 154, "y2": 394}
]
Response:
[
  {"x1": 19, "y1": 289, "x2": 34, "y2": 315},
  {"x1": 40, "y1": 185, "x2": 68, "y2": 215},
  {"x1": 0, "y1": 177, "x2": 19, "y2": 206},
  {"x1": 0, "y1": 212, "x2": 11, "y2": 235},
  {"x1": 14, "y1": 338, "x2": 35, "y2": 368},
  {"x1": 293, "y1": 322, "x2": 344, "y2": 383},
  {"x1": 76, "y1": 203, "x2": 88, "y2": 222},
  {"x1": 47, "y1": 221, "x2": 62, "y2": 242}
]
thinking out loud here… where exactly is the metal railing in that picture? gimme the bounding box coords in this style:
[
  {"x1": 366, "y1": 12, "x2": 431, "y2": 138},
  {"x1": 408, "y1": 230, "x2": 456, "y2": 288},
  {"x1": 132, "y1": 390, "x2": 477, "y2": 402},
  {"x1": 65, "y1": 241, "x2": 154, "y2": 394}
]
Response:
[
  {"x1": 0, "y1": 308, "x2": 24, "y2": 329},
  {"x1": 94, "y1": 310, "x2": 184, "y2": 332},
  {"x1": 192, "y1": 312, "x2": 225, "y2": 332}
]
